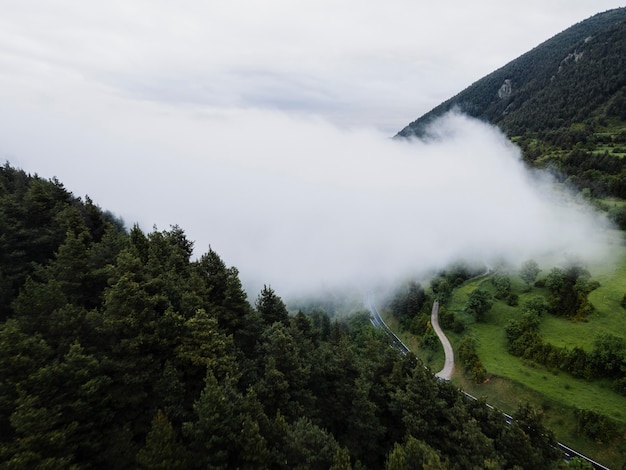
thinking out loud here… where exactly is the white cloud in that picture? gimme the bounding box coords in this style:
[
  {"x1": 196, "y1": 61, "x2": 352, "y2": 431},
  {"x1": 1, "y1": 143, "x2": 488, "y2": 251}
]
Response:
[
  {"x1": 1, "y1": 1, "x2": 621, "y2": 132},
  {"x1": 0, "y1": 1, "x2": 621, "y2": 299},
  {"x1": 0, "y1": 99, "x2": 615, "y2": 298}
]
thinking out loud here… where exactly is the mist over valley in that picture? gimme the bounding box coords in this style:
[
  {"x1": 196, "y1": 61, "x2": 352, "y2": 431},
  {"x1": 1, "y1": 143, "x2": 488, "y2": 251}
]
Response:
[
  {"x1": 1, "y1": 103, "x2": 616, "y2": 300},
  {"x1": 2, "y1": 3, "x2": 626, "y2": 468}
]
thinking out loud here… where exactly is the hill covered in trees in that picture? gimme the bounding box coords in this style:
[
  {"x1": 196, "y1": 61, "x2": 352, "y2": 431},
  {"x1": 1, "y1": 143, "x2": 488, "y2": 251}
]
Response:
[
  {"x1": 397, "y1": 7, "x2": 626, "y2": 200},
  {"x1": 0, "y1": 163, "x2": 566, "y2": 468}
]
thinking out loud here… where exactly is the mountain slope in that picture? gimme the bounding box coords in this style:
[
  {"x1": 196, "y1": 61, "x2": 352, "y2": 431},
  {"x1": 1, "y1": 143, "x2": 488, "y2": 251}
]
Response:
[
  {"x1": 397, "y1": 8, "x2": 626, "y2": 198},
  {"x1": 397, "y1": 7, "x2": 626, "y2": 138}
]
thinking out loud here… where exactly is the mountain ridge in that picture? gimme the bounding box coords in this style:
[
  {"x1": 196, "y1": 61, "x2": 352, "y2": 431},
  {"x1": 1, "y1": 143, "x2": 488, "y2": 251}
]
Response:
[{"x1": 396, "y1": 7, "x2": 626, "y2": 140}]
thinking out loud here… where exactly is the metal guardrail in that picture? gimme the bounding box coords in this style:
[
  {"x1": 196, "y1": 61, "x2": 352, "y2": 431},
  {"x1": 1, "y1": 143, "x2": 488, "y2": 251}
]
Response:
[{"x1": 366, "y1": 298, "x2": 410, "y2": 355}]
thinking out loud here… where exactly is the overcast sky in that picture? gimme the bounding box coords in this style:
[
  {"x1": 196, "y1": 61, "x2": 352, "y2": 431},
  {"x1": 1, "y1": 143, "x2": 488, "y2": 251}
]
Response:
[{"x1": 0, "y1": 1, "x2": 622, "y2": 298}]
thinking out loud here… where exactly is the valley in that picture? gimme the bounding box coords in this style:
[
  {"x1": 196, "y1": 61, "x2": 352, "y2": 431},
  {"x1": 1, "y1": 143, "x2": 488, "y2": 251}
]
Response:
[{"x1": 381, "y1": 235, "x2": 626, "y2": 468}]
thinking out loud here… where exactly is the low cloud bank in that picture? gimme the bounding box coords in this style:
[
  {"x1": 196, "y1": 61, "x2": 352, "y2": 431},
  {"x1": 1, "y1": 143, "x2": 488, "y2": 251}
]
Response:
[{"x1": 1, "y1": 105, "x2": 616, "y2": 300}]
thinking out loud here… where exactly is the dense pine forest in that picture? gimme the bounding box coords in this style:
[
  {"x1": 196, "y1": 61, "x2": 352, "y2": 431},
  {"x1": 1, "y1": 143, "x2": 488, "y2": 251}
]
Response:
[
  {"x1": 0, "y1": 163, "x2": 567, "y2": 468},
  {"x1": 397, "y1": 7, "x2": 626, "y2": 204}
]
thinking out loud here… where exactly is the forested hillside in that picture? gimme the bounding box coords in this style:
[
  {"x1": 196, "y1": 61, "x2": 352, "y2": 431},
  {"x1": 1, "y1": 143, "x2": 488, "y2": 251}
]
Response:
[
  {"x1": 0, "y1": 163, "x2": 565, "y2": 468},
  {"x1": 397, "y1": 7, "x2": 626, "y2": 201}
]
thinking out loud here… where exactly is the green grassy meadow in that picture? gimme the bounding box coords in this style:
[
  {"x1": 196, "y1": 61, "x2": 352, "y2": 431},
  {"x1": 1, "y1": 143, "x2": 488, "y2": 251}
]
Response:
[
  {"x1": 433, "y1": 235, "x2": 626, "y2": 468},
  {"x1": 378, "y1": 231, "x2": 626, "y2": 466}
]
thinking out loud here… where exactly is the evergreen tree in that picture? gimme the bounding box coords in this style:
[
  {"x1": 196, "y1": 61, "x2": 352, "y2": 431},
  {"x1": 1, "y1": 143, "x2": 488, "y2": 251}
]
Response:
[
  {"x1": 385, "y1": 435, "x2": 444, "y2": 470},
  {"x1": 183, "y1": 372, "x2": 242, "y2": 469},
  {"x1": 256, "y1": 285, "x2": 289, "y2": 325},
  {"x1": 136, "y1": 410, "x2": 189, "y2": 470}
]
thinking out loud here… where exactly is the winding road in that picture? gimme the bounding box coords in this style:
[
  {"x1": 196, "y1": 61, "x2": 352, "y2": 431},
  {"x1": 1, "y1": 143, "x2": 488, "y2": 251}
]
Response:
[
  {"x1": 430, "y1": 300, "x2": 455, "y2": 380},
  {"x1": 366, "y1": 297, "x2": 454, "y2": 378}
]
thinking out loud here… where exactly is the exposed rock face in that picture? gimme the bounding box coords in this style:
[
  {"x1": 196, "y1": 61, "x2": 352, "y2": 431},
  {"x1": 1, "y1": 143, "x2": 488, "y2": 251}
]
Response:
[{"x1": 497, "y1": 79, "x2": 512, "y2": 99}]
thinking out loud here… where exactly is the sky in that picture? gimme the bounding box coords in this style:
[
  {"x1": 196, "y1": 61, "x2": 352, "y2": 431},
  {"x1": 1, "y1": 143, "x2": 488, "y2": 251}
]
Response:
[{"x1": 0, "y1": 1, "x2": 623, "y2": 299}]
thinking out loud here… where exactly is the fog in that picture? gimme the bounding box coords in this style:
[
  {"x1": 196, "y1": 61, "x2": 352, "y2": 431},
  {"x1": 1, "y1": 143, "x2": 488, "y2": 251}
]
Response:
[
  {"x1": 0, "y1": 1, "x2": 620, "y2": 301},
  {"x1": 2, "y1": 104, "x2": 616, "y2": 300}
]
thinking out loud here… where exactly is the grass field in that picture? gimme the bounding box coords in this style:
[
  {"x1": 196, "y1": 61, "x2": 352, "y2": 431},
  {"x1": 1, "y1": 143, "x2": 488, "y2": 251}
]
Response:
[{"x1": 428, "y1": 237, "x2": 626, "y2": 468}]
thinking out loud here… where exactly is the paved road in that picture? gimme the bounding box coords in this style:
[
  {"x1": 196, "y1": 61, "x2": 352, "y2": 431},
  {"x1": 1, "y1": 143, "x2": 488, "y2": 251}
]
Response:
[{"x1": 430, "y1": 300, "x2": 455, "y2": 380}]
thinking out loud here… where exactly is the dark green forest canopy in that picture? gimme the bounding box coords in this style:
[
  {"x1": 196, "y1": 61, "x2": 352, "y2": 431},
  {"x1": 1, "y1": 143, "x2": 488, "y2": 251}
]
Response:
[
  {"x1": 397, "y1": 7, "x2": 626, "y2": 200},
  {"x1": 0, "y1": 163, "x2": 563, "y2": 468}
]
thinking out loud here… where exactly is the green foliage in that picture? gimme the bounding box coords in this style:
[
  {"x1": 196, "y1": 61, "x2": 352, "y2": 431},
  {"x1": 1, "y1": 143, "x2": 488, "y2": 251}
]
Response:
[
  {"x1": 545, "y1": 264, "x2": 598, "y2": 319},
  {"x1": 282, "y1": 417, "x2": 344, "y2": 470},
  {"x1": 136, "y1": 410, "x2": 189, "y2": 469},
  {"x1": 609, "y1": 206, "x2": 626, "y2": 230},
  {"x1": 429, "y1": 263, "x2": 486, "y2": 307},
  {"x1": 389, "y1": 281, "x2": 427, "y2": 328},
  {"x1": 385, "y1": 435, "x2": 444, "y2": 470},
  {"x1": 491, "y1": 273, "x2": 512, "y2": 299},
  {"x1": 511, "y1": 403, "x2": 562, "y2": 467},
  {"x1": 438, "y1": 306, "x2": 465, "y2": 333},
  {"x1": 523, "y1": 296, "x2": 549, "y2": 316},
  {"x1": 520, "y1": 260, "x2": 541, "y2": 289},
  {"x1": 0, "y1": 163, "x2": 125, "y2": 320},
  {"x1": 183, "y1": 372, "x2": 243, "y2": 469},
  {"x1": 505, "y1": 310, "x2": 541, "y2": 356},
  {"x1": 420, "y1": 329, "x2": 439, "y2": 351},
  {"x1": 458, "y1": 337, "x2": 488, "y2": 383},
  {"x1": 256, "y1": 285, "x2": 289, "y2": 325},
  {"x1": 464, "y1": 287, "x2": 494, "y2": 322},
  {"x1": 589, "y1": 334, "x2": 626, "y2": 378},
  {"x1": 574, "y1": 409, "x2": 618, "y2": 443}
]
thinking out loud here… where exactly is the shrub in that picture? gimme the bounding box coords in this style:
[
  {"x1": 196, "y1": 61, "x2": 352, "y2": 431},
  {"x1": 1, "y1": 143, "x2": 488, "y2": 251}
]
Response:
[
  {"x1": 574, "y1": 409, "x2": 617, "y2": 443},
  {"x1": 458, "y1": 337, "x2": 487, "y2": 383},
  {"x1": 506, "y1": 293, "x2": 519, "y2": 306}
]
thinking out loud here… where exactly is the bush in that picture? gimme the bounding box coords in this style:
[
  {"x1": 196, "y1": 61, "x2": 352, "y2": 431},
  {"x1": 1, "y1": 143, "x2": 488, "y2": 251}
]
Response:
[
  {"x1": 458, "y1": 337, "x2": 487, "y2": 383},
  {"x1": 522, "y1": 296, "x2": 548, "y2": 316},
  {"x1": 506, "y1": 293, "x2": 519, "y2": 306},
  {"x1": 464, "y1": 288, "x2": 494, "y2": 322},
  {"x1": 452, "y1": 319, "x2": 465, "y2": 334},
  {"x1": 608, "y1": 206, "x2": 626, "y2": 230},
  {"x1": 439, "y1": 307, "x2": 464, "y2": 333},
  {"x1": 574, "y1": 409, "x2": 617, "y2": 443},
  {"x1": 421, "y1": 330, "x2": 439, "y2": 351},
  {"x1": 491, "y1": 273, "x2": 512, "y2": 299},
  {"x1": 409, "y1": 313, "x2": 429, "y2": 336}
]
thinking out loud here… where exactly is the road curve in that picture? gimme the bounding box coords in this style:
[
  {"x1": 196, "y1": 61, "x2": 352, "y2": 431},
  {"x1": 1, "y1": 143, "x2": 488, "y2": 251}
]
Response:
[{"x1": 431, "y1": 300, "x2": 455, "y2": 380}]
